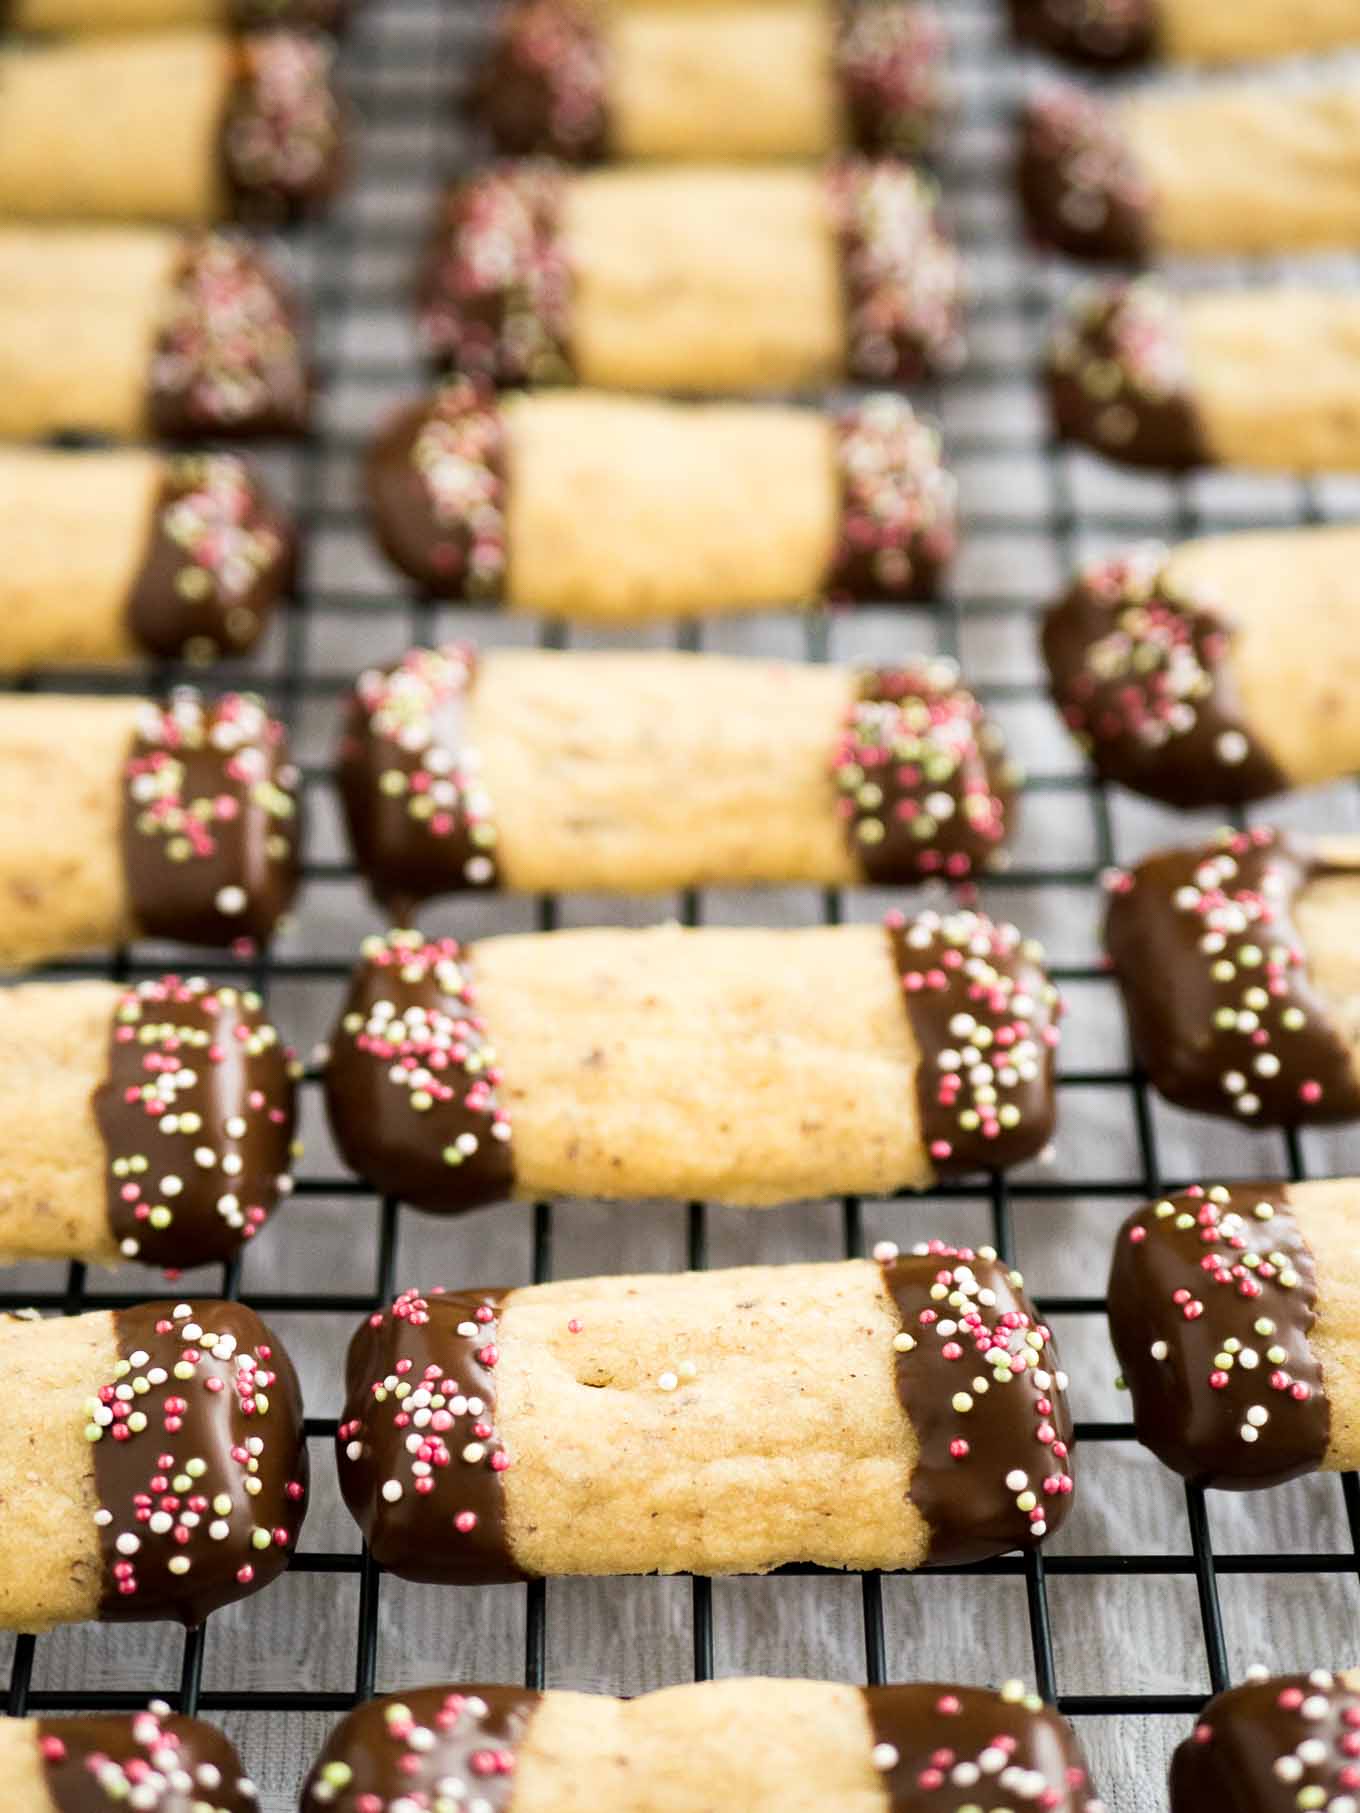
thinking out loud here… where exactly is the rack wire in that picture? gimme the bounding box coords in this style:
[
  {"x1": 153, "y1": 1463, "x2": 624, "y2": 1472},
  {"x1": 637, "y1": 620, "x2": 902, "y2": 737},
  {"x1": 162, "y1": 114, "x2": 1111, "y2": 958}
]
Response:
[{"x1": 5, "y1": 0, "x2": 1360, "y2": 1805}]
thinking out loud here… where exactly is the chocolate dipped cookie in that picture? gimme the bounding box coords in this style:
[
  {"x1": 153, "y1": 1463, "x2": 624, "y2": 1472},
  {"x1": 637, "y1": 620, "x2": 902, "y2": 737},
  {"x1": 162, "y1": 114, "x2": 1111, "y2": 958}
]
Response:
[
  {"x1": 10, "y1": 0, "x2": 350, "y2": 29},
  {"x1": 1170, "y1": 1670, "x2": 1360, "y2": 1812},
  {"x1": 1007, "y1": 0, "x2": 1360, "y2": 69},
  {"x1": 0, "y1": 1707, "x2": 259, "y2": 1812}
]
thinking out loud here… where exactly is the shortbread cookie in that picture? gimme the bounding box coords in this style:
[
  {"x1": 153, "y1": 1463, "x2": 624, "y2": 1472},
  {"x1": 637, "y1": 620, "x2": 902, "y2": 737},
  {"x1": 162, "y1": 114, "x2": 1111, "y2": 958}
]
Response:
[
  {"x1": 369, "y1": 386, "x2": 955, "y2": 614},
  {"x1": 12, "y1": 0, "x2": 347, "y2": 28},
  {"x1": 1104, "y1": 828, "x2": 1360, "y2": 1128},
  {"x1": 0, "y1": 691, "x2": 300, "y2": 971},
  {"x1": 1048, "y1": 279, "x2": 1360, "y2": 472},
  {"x1": 336, "y1": 1251, "x2": 1074, "y2": 1581},
  {"x1": 476, "y1": 0, "x2": 947, "y2": 161},
  {"x1": 0, "y1": 32, "x2": 343, "y2": 227},
  {"x1": 1171, "y1": 1671, "x2": 1360, "y2": 1811},
  {"x1": 323, "y1": 915, "x2": 1061, "y2": 1213},
  {"x1": 0, "y1": 976, "x2": 298, "y2": 1270},
  {"x1": 0, "y1": 1708, "x2": 258, "y2": 1812},
  {"x1": 0, "y1": 1298, "x2": 306, "y2": 1631},
  {"x1": 1020, "y1": 80, "x2": 1360, "y2": 262},
  {"x1": 337, "y1": 646, "x2": 1016, "y2": 912},
  {"x1": 0, "y1": 228, "x2": 310, "y2": 442},
  {"x1": 0, "y1": 449, "x2": 291, "y2": 670},
  {"x1": 1007, "y1": 0, "x2": 1360, "y2": 69},
  {"x1": 1043, "y1": 531, "x2": 1360, "y2": 807},
  {"x1": 418, "y1": 161, "x2": 964, "y2": 391},
  {"x1": 1109, "y1": 1180, "x2": 1360, "y2": 1488},
  {"x1": 302, "y1": 1677, "x2": 1100, "y2": 1812}
]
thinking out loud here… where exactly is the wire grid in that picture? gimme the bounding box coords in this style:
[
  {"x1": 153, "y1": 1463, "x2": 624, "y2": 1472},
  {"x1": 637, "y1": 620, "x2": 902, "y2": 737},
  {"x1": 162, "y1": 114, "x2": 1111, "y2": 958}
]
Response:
[{"x1": 5, "y1": 0, "x2": 1360, "y2": 1806}]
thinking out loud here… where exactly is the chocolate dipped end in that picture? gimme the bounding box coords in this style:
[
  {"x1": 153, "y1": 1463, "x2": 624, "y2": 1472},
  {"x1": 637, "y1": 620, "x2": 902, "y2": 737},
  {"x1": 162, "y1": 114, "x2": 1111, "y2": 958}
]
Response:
[
  {"x1": 127, "y1": 453, "x2": 293, "y2": 664},
  {"x1": 828, "y1": 159, "x2": 965, "y2": 385},
  {"x1": 887, "y1": 909, "x2": 1061, "y2": 1176},
  {"x1": 38, "y1": 1709, "x2": 258, "y2": 1813},
  {"x1": 323, "y1": 930, "x2": 514, "y2": 1215},
  {"x1": 232, "y1": 0, "x2": 352, "y2": 28},
  {"x1": 837, "y1": 0, "x2": 950, "y2": 160},
  {"x1": 1017, "y1": 85, "x2": 1152, "y2": 264},
  {"x1": 302, "y1": 1685, "x2": 537, "y2": 1810},
  {"x1": 221, "y1": 31, "x2": 346, "y2": 225},
  {"x1": 121, "y1": 691, "x2": 301, "y2": 951},
  {"x1": 834, "y1": 661, "x2": 1016, "y2": 884},
  {"x1": 474, "y1": 0, "x2": 609, "y2": 160},
  {"x1": 92, "y1": 1299, "x2": 308, "y2": 1623},
  {"x1": 365, "y1": 385, "x2": 508, "y2": 600},
  {"x1": 827, "y1": 395, "x2": 957, "y2": 603},
  {"x1": 865, "y1": 1683, "x2": 1100, "y2": 1812},
  {"x1": 337, "y1": 1289, "x2": 525, "y2": 1584},
  {"x1": 880, "y1": 1246, "x2": 1074, "y2": 1564},
  {"x1": 1104, "y1": 831, "x2": 1360, "y2": 1127},
  {"x1": 1005, "y1": 0, "x2": 1158, "y2": 69},
  {"x1": 338, "y1": 646, "x2": 500, "y2": 919},
  {"x1": 95, "y1": 975, "x2": 297, "y2": 1271},
  {"x1": 1047, "y1": 280, "x2": 1208, "y2": 471},
  {"x1": 149, "y1": 236, "x2": 311, "y2": 439},
  {"x1": 417, "y1": 164, "x2": 574, "y2": 386},
  {"x1": 1108, "y1": 1187, "x2": 1329, "y2": 1489},
  {"x1": 1170, "y1": 1672, "x2": 1360, "y2": 1813},
  {"x1": 1042, "y1": 552, "x2": 1288, "y2": 809}
]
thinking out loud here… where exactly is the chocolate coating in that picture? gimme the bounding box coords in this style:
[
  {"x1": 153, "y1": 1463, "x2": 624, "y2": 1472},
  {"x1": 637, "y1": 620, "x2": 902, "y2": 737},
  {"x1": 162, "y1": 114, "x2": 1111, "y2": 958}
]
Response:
[
  {"x1": 221, "y1": 31, "x2": 346, "y2": 225},
  {"x1": 338, "y1": 645, "x2": 499, "y2": 919},
  {"x1": 337, "y1": 1288, "x2": 524, "y2": 1584},
  {"x1": 1043, "y1": 550, "x2": 1288, "y2": 808},
  {"x1": 37, "y1": 1708, "x2": 257, "y2": 1813},
  {"x1": 324, "y1": 930, "x2": 515, "y2": 1215},
  {"x1": 1017, "y1": 85, "x2": 1152, "y2": 264},
  {"x1": 149, "y1": 235, "x2": 311, "y2": 440},
  {"x1": 1171, "y1": 1671, "x2": 1360, "y2": 1813},
  {"x1": 834, "y1": 661, "x2": 1016, "y2": 883},
  {"x1": 302, "y1": 1685, "x2": 536, "y2": 1810},
  {"x1": 127, "y1": 454, "x2": 292, "y2": 664},
  {"x1": 827, "y1": 395, "x2": 957, "y2": 602},
  {"x1": 887, "y1": 909, "x2": 1062, "y2": 1176},
  {"x1": 365, "y1": 385, "x2": 508, "y2": 600},
  {"x1": 94, "y1": 975, "x2": 297, "y2": 1271},
  {"x1": 121, "y1": 690, "x2": 301, "y2": 952},
  {"x1": 1108, "y1": 1186, "x2": 1329, "y2": 1489},
  {"x1": 1104, "y1": 829, "x2": 1360, "y2": 1127},
  {"x1": 1006, "y1": 0, "x2": 1158, "y2": 68},
  {"x1": 233, "y1": 0, "x2": 351, "y2": 26},
  {"x1": 1047, "y1": 280, "x2": 1209, "y2": 471},
  {"x1": 92, "y1": 1298, "x2": 308, "y2": 1624},
  {"x1": 880, "y1": 1247, "x2": 1074, "y2": 1564},
  {"x1": 475, "y1": 0, "x2": 609, "y2": 160},
  {"x1": 838, "y1": 0, "x2": 950, "y2": 159}
]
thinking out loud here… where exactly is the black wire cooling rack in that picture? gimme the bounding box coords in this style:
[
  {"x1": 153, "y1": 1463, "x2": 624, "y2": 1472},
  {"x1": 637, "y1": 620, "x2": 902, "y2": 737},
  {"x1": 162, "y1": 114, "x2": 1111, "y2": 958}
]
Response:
[{"x1": 5, "y1": 0, "x2": 1360, "y2": 1805}]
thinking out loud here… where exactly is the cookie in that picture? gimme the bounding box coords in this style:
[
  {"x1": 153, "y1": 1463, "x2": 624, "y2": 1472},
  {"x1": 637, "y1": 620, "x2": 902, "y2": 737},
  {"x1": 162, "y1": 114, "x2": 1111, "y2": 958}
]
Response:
[
  {"x1": 337, "y1": 647, "x2": 1015, "y2": 913},
  {"x1": 0, "y1": 31, "x2": 343, "y2": 227},
  {"x1": 0, "y1": 976, "x2": 299, "y2": 1271},
  {"x1": 322, "y1": 915, "x2": 1061, "y2": 1214},
  {"x1": 1048, "y1": 279, "x2": 1360, "y2": 473},
  {"x1": 368, "y1": 386, "x2": 955, "y2": 615},
  {"x1": 0, "y1": 1298, "x2": 307, "y2": 1631},
  {"x1": 476, "y1": 0, "x2": 947, "y2": 161},
  {"x1": 418, "y1": 160, "x2": 964, "y2": 391},
  {"x1": 302, "y1": 1677, "x2": 1100, "y2": 1811},
  {"x1": 0, "y1": 690, "x2": 300, "y2": 970},
  {"x1": 1104, "y1": 828, "x2": 1360, "y2": 1128},
  {"x1": 336, "y1": 1251, "x2": 1074, "y2": 1581},
  {"x1": 1007, "y1": 0, "x2": 1360, "y2": 68},
  {"x1": 1171, "y1": 1671, "x2": 1360, "y2": 1811},
  {"x1": 0, "y1": 448, "x2": 291, "y2": 670},
  {"x1": 0, "y1": 227, "x2": 310, "y2": 441},
  {"x1": 12, "y1": 0, "x2": 349, "y2": 27},
  {"x1": 1043, "y1": 530, "x2": 1360, "y2": 808},
  {"x1": 0, "y1": 1708, "x2": 258, "y2": 1812},
  {"x1": 1020, "y1": 79, "x2": 1360, "y2": 262}
]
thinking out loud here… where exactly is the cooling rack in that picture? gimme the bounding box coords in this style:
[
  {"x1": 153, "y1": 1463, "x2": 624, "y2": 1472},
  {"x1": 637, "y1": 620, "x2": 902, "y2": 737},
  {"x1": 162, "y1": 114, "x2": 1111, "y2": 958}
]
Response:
[{"x1": 5, "y1": 0, "x2": 1360, "y2": 1806}]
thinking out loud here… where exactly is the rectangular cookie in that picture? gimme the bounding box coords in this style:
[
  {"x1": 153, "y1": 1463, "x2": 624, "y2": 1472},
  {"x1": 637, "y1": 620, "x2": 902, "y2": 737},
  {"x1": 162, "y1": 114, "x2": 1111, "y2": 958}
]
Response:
[
  {"x1": 0, "y1": 1299, "x2": 307, "y2": 1631},
  {"x1": 0, "y1": 448, "x2": 291, "y2": 669},
  {"x1": 12, "y1": 0, "x2": 348, "y2": 26},
  {"x1": 337, "y1": 646, "x2": 1016, "y2": 911},
  {"x1": 1048, "y1": 279, "x2": 1360, "y2": 472},
  {"x1": 0, "y1": 31, "x2": 342, "y2": 226},
  {"x1": 302, "y1": 1677, "x2": 1101, "y2": 1812},
  {"x1": 0, "y1": 227, "x2": 310, "y2": 441},
  {"x1": 369, "y1": 386, "x2": 956, "y2": 614},
  {"x1": 418, "y1": 162, "x2": 963, "y2": 392},
  {"x1": 336, "y1": 1251, "x2": 1074, "y2": 1581},
  {"x1": 1171, "y1": 1670, "x2": 1360, "y2": 1812},
  {"x1": 1042, "y1": 529, "x2": 1360, "y2": 808},
  {"x1": 0, "y1": 1709, "x2": 258, "y2": 1812},
  {"x1": 0, "y1": 975, "x2": 298, "y2": 1271},
  {"x1": 476, "y1": 0, "x2": 946, "y2": 161},
  {"x1": 0, "y1": 691, "x2": 300, "y2": 970},
  {"x1": 1007, "y1": 0, "x2": 1360, "y2": 68},
  {"x1": 323, "y1": 914, "x2": 1061, "y2": 1213}
]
